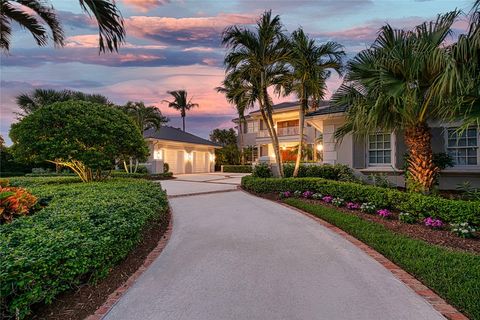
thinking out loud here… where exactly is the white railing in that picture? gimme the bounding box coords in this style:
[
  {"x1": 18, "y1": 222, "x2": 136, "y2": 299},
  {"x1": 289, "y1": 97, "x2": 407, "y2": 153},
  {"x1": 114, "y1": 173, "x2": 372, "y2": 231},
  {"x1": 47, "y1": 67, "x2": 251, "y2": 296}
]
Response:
[{"x1": 256, "y1": 126, "x2": 300, "y2": 137}]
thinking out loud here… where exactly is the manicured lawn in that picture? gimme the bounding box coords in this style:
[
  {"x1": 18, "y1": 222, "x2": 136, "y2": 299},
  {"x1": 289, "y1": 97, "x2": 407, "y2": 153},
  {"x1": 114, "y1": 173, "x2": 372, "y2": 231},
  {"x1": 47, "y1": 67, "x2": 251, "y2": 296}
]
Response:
[
  {"x1": 284, "y1": 198, "x2": 480, "y2": 320},
  {"x1": 0, "y1": 177, "x2": 169, "y2": 319}
]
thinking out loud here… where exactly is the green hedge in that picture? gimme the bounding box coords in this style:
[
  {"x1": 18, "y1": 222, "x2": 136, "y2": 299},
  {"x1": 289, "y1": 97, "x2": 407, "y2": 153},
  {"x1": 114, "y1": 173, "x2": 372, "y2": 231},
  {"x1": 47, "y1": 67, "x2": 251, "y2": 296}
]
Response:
[
  {"x1": 222, "y1": 165, "x2": 252, "y2": 173},
  {"x1": 241, "y1": 176, "x2": 480, "y2": 225},
  {"x1": 283, "y1": 163, "x2": 356, "y2": 181},
  {"x1": 284, "y1": 199, "x2": 480, "y2": 319},
  {"x1": 0, "y1": 177, "x2": 169, "y2": 319}
]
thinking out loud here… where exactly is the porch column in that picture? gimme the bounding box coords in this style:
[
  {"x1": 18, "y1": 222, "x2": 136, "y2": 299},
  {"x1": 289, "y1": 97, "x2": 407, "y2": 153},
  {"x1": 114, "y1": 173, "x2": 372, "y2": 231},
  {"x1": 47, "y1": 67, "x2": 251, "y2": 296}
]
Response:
[{"x1": 322, "y1": 124, "x2": 337, "y2": 164}]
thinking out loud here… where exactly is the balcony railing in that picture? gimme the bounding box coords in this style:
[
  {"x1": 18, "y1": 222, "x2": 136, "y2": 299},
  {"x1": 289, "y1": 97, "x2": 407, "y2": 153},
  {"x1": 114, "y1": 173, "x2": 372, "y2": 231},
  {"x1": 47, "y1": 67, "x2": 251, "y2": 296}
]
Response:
[{"x1": 256, "y1": 126, "x2": 300, "y2": 137}]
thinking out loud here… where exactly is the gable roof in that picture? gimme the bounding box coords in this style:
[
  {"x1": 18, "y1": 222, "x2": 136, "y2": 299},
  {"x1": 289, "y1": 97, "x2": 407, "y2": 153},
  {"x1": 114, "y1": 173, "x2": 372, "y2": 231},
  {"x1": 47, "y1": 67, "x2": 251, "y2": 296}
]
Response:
[{"x1": 144, "y1": 126, "x2": 220, "y2": 147}]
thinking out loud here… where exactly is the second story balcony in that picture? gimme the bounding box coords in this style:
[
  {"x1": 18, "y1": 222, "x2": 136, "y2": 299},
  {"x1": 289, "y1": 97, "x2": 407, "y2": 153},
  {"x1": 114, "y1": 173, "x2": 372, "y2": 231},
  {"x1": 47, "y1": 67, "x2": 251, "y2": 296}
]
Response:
[{"x1": 257, "y1": 126, "x2": 300, "y2": 137}]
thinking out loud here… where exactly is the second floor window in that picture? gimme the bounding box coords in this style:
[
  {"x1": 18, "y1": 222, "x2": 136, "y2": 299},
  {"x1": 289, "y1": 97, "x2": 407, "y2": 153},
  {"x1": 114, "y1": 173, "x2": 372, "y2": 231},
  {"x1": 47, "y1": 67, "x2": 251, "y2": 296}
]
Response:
[
  {"x1": 368, "y1": 133, "x2": 392, "y2": 165},
  {"x1": 247, "y1": 121, "x2": 259, "y2": 133},
  {"x1": 447, "y1": 128, "x2": 478, "y2": 166}
]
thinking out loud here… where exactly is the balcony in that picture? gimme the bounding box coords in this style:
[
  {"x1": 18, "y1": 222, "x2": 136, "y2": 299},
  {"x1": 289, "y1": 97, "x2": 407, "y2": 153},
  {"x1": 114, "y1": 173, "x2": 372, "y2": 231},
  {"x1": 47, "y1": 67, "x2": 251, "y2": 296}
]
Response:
[{"x1": 256, "y1": 126, "x2": 300, "y2": 137}]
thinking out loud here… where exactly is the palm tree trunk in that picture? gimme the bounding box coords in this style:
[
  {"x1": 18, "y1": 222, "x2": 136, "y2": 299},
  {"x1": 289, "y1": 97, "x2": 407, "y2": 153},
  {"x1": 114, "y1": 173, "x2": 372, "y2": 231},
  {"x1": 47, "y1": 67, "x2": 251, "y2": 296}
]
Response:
[
  {"x1": 293, "y1": 98, "x2": 307, "y2": 177},
  {"x1": 182, "y1": 116, "x2": 186, "y2": 131},
  {"x1": 404, "y1": 123, "x2": 439, "y2": 193},
  {"x1": 239, "y1": 120, "x2": 245, "y2": 165}
]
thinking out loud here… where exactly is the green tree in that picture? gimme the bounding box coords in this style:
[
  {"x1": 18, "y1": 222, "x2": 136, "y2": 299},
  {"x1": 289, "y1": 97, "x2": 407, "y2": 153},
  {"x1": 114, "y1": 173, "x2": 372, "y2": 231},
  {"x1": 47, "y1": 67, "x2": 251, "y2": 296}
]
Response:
[
  {"x1": 16, "y1": 88, "x2": 110, "y2": 117},
  {"x1": 163, "y1": 90, "x2": 199, "y2": 131},
  {"x1": 333, "y1": 11, "x2": 460, "y2": 193},
  {"x1": 222, "y1": 10, "x2": 290, "y2": 177},
  {"x1": 282, "y1": 28, "x2": 344, "y2": 177},
  {"x1": 0, "y1": 0, "x2": 125, "y2": 53},
  {"x1": 210, "y1": 128, "x2": 237, "y2": 146},
  {"x1": 210, "y1": 128, "x2": 240, "y2": 166},
  {"x1": 9, "y1": 100, "x2": 148, "y2": 182},
  {"x1": 120, "y1": 101, "x2": 169, "y2": 132}
]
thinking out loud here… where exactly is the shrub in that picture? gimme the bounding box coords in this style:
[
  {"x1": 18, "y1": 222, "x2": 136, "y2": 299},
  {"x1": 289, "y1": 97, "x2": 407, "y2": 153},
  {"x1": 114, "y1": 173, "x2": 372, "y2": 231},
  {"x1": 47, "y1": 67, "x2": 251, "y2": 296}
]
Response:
[
  {"x1": 399, "y1": 212, "x2": 417, "y2": 224},
  {"x1": 0, "y1": 183, "x2": 38, "y2": 224},
  {"x1": 241, "y1": 176, "x2": 480, "y2": 225},
  {"x1": 252, "y1": 163, "x2": 272, "y2": 178},
  {"x1": 312, "y1": 193, "x2": 323, "y2": 200},
  {"x1": 360, "y1": 202, "x2": 376, "y2": 214},
  {"x1": 283, "y1": 163, "x2": 356, "y2": 181},
  {"x1": 163, "y1": 162, "x2": 170, "y2": 173},
  {"x1": 332, "y1": 197, "x2": 345, "y2": 207},
  {"x1": 222, "y1": 165, "x2": 252, "y2": 173},
  {"x1": 293, "y1": 190, "x2": 303, "y2": 198},
  {"x1": 302, "y1": 191, "x2": 314, "y2": 199},
  {"x1": 279, "y1": 191, "x2": 292, "y2": 199},
  {"x1": 346, "y1": 202, "x2": 361, "y2": 210},
  {"x1": 377, "y1": 209, "x2": 392, "y2": 219},
  {"x1": 322, "y1": 195, "x2": 333, "y2": 203},
  {"x1": 0, "y1": 177, "x2": 169, "y2": 319},
  {"x1": 451, "y1": 223, "x2": 476, "y2": 238},
  {"x1": 424, "y1": 217, "x2": 444, "y2": 229}
]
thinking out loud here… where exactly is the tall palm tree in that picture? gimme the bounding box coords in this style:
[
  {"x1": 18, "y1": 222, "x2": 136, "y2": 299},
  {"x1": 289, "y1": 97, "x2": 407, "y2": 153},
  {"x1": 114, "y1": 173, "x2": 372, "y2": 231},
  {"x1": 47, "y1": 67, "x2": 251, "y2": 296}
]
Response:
[
  {"x1": 216, "y1": 73, "x2": 255, "y2": 164},
  {"x1": 16, "y1": 88, "x2": 110, "y2": 117},
  {"x1": 121, "y1": 101, "x2": 168, "y2": 132},
  {"x1": 163, "y1": 90, "x2": 199, "y2": 132},
  {"x1": 333, "y1": 11, "x2": 460, "y2": 193},
  {"x1": 1, "y1": 0, "x2": 125, "y2": 53},
  {"x1": 222, "y1": 10, "x2": 290, "y2": 177},
  {"x1": 282, "y1": 28, "x2": 344, "y2": 177}
]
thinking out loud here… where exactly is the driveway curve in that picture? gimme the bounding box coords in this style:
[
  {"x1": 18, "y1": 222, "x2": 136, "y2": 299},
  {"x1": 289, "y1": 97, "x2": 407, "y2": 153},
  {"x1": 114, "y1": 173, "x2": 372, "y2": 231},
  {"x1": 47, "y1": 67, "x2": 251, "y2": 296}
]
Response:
[{"x1": 104, "y1": 174, "x2": 444, "y2": 320}]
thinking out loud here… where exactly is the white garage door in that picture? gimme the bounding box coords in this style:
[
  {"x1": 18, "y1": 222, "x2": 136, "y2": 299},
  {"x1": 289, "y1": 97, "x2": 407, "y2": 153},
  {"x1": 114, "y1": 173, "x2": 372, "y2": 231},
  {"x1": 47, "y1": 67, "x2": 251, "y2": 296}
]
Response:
[
  {"x1": 193, "y1": 151, "x2": 206, "y2": 173},
  {"x1": 164, "y1": 149, "x2": 181, "y2": 174}
]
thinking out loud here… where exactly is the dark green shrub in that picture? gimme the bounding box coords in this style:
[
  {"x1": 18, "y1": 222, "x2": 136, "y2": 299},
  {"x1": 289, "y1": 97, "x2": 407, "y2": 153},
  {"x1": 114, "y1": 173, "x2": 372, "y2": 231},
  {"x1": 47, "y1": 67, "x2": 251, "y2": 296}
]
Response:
[
  {"x1": 252, "y1": 163, "x2": 272, "y2": 178},
  {"x1": 0, "y1": 177, "x2": 169, "y2": 319},
  {"x1": 163, "y1": 162, "x2": 170, "y2": 173},
  {"x1": 241, "y1": 176, "x2": 480, "y2": 225},
  {"x1": 222, "y1": 165, "x2": 252, "y2": 173},
  {"x1": 283, "y1": 163, "x2": 356, "y2": 181}
]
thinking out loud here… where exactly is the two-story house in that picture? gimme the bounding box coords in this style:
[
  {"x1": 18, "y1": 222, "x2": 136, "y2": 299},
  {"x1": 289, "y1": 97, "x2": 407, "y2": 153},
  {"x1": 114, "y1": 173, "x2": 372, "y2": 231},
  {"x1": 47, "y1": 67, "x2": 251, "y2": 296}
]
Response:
[{"x1": 235, "y1": 101, "x2": 480, "y2": 189}]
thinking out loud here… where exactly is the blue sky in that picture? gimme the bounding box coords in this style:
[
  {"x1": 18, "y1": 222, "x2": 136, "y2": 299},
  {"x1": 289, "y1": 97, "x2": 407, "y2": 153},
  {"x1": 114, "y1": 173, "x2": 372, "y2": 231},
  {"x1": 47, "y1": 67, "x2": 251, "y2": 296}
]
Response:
[{"x1": 0, "y1": 0, "x2": 471, "y2": 144}]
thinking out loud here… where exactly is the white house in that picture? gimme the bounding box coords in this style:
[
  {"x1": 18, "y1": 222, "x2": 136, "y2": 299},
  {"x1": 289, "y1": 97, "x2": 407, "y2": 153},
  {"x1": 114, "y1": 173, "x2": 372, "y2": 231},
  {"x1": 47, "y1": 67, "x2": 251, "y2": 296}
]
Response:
[{"x1": 144, "y1": 126, "x2": 220, "y2": 175}]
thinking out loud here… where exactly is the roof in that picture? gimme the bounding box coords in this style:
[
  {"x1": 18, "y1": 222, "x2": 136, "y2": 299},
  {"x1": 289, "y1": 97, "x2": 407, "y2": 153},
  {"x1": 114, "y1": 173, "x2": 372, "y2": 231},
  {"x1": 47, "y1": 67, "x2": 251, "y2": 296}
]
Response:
[
  {"x1": 144, "y1": 126, "x2": 220, "y2": 147},
  {"x1": 248, "y1": 100, "x2": 332, "y2": 116},
  {"x1": 305, "y1": 104, "x2": 348, "y2": 117}
]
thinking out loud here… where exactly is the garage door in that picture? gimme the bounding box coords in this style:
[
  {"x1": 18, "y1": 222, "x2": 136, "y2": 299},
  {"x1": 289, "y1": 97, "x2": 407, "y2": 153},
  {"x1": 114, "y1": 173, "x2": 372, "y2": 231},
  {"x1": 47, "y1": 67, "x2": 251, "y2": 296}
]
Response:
[
  {"x1": 193, "y1": 151, "x2": 206, "y2": 173},
  {"x1": 164, "y1": 149, "x2": 182, "y2": 174}
]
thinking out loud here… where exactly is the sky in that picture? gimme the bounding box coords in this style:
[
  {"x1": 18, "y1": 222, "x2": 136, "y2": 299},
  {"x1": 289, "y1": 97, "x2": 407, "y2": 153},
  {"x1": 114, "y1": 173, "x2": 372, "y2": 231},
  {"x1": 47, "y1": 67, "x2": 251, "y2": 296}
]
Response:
[{"x1": 0, "y1": 0, "x2": 473, "y2": 144}]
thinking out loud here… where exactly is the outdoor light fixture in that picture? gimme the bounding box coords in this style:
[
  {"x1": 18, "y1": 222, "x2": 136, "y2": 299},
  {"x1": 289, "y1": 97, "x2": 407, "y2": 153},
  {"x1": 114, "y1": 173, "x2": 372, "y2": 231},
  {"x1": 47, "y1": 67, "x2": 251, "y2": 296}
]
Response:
[
  {"x1": 154, "y1": 149, "x2": 163, "y2": 160},
  {"x1": 185, "y1": 152, "x2": 193, "y2": 161},
  {"x1": 209, "y1": 153, "x2": 215, "y2": 162},
  {"x1": 282, "y1": 145, "x2": 286, "y2": 150},
  {"x1": 316, "y1": 144, "x2": 324, "y2": 151}
]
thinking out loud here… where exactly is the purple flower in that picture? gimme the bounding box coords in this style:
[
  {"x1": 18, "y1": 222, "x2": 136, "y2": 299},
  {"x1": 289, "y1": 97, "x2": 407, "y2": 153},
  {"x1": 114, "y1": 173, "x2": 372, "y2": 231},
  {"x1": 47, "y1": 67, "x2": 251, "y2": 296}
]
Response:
[
  {"x1": 302, "y1": 191, "x2": 314, "y2": 199},
  {"x1": 424, "y1": 217, "x2": 443, "y2": 228},
  {"x1": 346, "y1": 202, "x2": 361, "y2": 210},
  {"x1": 377, "y1": 209, "x2": 391, "y2": 218},
  {"x1": 322, "y1": 195, "x2": 333, "y2": 203}
]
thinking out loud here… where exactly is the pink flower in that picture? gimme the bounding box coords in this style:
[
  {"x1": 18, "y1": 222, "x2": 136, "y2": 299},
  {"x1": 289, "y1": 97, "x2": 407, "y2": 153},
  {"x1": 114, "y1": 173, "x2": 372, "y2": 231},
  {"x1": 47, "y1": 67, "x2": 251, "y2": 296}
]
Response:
[
  {"x1": 377, "y1": 209, "x2": 391, "y2": 218},
  {"x1": 346, "y1": 202, "x2": 361, "y2": 210},
  {"x1": 322, "y1": 195, "x2": 333, "y2": 203},
  {"x1": 424, "y1": 217, "x2": 443, "y2": 228},
  {"x1": 302, "y1": 191, "x2": 314, "y2": 199}
]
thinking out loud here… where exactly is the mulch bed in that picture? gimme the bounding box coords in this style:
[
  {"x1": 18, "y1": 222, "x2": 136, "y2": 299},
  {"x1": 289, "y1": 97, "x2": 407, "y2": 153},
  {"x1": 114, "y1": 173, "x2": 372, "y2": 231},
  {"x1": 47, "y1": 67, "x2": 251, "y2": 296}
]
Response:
[
  {"x1": 31, "y1": 211, "x2": 171, "y2": 320},
  {"x1": 252, "y1": 191, "x2": 480, "y2": 255}
]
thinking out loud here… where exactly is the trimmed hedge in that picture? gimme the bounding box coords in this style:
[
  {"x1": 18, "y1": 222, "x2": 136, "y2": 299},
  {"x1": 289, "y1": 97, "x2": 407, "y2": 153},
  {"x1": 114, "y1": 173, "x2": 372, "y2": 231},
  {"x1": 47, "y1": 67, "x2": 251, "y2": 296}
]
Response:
[
  {"x1": 283, "y1": 163, "x2": 356, "y2": 181},
  {"x1": 284, "y1": 199, "x2": 480, "y2": 319},
  {"x1": 222, "y1": 165, "x2": 252, "y2": 173},
  {"x1": 0, "y1": 177, "x2": 169, "y2": 319},
  {"x1": 241, "y1": 176, "x2": 480, "y2": 225}
]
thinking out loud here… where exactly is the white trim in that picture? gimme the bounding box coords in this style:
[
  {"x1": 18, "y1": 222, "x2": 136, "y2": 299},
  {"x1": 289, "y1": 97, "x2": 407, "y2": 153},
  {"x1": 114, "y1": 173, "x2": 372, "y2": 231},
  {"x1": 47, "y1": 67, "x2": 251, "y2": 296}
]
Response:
[
  {"x1": 444, "y1": 126, "x2": 480, "y2": 168},
  {"x1": 366, "y1": 132, "x2": 394, "y2": 168}
]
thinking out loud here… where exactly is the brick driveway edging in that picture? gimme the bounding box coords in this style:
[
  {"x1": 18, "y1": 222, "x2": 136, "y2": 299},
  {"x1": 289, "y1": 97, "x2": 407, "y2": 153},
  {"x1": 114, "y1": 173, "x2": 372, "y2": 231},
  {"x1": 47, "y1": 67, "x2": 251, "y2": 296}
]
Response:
[{"x1": 85, "y1": 209, "x2": 174, "y2": 320}]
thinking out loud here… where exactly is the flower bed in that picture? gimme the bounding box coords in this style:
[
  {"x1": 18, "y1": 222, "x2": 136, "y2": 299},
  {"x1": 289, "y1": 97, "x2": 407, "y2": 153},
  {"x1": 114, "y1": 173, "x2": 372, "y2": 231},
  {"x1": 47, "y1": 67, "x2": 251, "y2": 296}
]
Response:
[{"x1": 0, "y1": 177, "x2": 169, "y2": 319}]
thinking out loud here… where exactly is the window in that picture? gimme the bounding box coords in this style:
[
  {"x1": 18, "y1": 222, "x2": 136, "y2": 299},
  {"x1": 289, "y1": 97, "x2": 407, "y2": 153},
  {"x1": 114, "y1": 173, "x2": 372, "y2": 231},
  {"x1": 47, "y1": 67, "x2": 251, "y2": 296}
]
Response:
[
  {"x1": 447, "y1": 128, "x2": 478, "y2": 166},
  {"x1": 368, "y1": 133, "x2": 392, "y2": 165},
  {"x1": 247, "y1": 121, "x2": 259, "y2": 133}
]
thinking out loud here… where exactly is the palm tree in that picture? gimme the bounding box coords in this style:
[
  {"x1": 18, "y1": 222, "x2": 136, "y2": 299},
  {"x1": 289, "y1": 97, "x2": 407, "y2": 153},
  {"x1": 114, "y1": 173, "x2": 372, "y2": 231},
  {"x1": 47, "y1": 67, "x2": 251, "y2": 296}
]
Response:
[
  {"x1": 1, "y1": 0, "x2": 125, "y2": 53},
  {"x1": 163, "y1": 90, "x2": 198, "y2": 132},
  {"x1": 282, "y1": 28, "x2": 344, "y2": 177},
  {"x1": 16, "y1": 88, "x2": 110, "y2": 117},
  {"x1": 121, "y1": 101, "x2": 168, "y2": 132},
  {"x1": 216, "y1": 73, "x2": 255, "y2": 164},
  {"x1": 333, "y1": 11, "x2": 460, "y2": 193},
  {"x1": 222, "y1": 10, "x2": 290, "y2": 177}
]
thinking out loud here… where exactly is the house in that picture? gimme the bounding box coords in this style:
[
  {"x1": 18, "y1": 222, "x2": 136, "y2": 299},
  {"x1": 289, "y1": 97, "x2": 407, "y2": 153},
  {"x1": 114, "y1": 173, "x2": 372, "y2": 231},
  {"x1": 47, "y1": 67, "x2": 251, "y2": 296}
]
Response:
[
  {"x1": 235, "y1": 101, "x2": 480, "y2": 189},
  {"x1": 144, "y1": 126, "x2": 220, "y2": 175}
]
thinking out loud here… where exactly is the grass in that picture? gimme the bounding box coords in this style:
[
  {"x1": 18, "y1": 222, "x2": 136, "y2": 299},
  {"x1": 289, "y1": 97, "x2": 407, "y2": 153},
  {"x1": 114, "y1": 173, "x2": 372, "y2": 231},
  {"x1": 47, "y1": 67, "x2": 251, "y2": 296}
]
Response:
[{"x1": 284, "y1": 198, "x2": 480, "y2": 320}]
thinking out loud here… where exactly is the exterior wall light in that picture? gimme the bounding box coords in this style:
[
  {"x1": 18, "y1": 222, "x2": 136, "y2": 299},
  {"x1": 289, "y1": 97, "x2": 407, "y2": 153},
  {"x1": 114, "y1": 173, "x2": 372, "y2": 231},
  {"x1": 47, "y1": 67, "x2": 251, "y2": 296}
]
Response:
[
  {"x1": 185, "y1": 152, "x2": 193, "y2": 161},
  {"x1": 316, "y1": 144, "x2": 324, "y2": 151},
  {"x1": 209, "y1": 153, "x2": 215, "y2": 162},
  {"x1": 154, "y1": 149, "x2": 163, "y2": 160}
]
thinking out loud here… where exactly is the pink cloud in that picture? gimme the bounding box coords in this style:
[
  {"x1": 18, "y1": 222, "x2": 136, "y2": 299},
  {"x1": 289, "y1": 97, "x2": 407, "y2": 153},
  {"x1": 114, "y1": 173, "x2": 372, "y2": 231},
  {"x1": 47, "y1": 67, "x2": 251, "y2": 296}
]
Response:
[{"x1": 121, "y1": 0, "x2": 170, "y2": 12}]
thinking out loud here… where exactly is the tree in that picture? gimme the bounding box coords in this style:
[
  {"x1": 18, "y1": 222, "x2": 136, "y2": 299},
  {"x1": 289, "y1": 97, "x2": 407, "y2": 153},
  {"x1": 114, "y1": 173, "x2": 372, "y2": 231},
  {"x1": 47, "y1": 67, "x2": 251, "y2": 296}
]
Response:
[
  {"x1": 210, "y1": 128, "x2": 240, "y2": 166},
  {"x1": 163, "y1": 90, "x2": 198, "y2": 132},
  {"x1": 215, "y1": 74, "x2": 255, "y2": 164},
  {"x1": 1, "y1": 0, "x2": 125, "y2": 53},
  {"x1": 210, "y1": 128, "x2": 237, "y2": 146},
  {"x1": 222, "y1": 10, "x2": 290, "y2": 177},
  {"x1": 9, "y1": 100, "x2": 148, "y2": 182},
  {"x1": 282, "y1": 28, "x2": 344, "y2": 177},
  {"x1": 16, "y1": 88, "x2": 110, "y2": 117},
  {"x1": 333, "y1": 11, "x2": 461, "y2": 193},
  {"x1": 117, "y1": 101, "x2": 168, "y2": 173}
]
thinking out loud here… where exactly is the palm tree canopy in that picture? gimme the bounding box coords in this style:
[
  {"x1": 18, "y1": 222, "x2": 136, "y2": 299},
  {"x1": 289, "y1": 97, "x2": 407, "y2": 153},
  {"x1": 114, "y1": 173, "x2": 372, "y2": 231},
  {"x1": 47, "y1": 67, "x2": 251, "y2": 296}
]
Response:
[
  {"x1": 333, "y1": 10, "x2": 460, "y2": 138},
  {"x1": 120, "y1": 101, "x2": 169, "y2": 131},
  {"x1": 16, "y1": 88, "x2": 111, "y2": 116},
  {"x1": 215, "y1": 72, "x2": 256, "y2": 121},
  {"x1": 163, "y1": 90, "x2": 199, "y2": 117},
  {"x1": 0, "y1": 0, "x2": 125, "y2": 53}
]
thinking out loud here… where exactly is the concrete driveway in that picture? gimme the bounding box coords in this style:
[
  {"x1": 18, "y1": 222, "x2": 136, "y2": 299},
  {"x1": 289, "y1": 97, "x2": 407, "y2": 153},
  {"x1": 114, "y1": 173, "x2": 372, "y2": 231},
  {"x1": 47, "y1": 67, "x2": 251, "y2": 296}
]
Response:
[{"x1": 104, "y1": 173, "x2": 445, "y2": 320}]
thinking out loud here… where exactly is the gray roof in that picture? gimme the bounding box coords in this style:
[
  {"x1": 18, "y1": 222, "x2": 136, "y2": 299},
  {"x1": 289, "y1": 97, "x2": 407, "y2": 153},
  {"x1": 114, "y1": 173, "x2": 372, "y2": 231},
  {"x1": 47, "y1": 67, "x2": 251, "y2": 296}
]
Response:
[
  {"x1": 306, "y1": 104, "x2": 348, "y2": 117},
  {"x1": 248, "y1": 100, "x2": 332, "y2": 116},
  {"x1": 144, "y1": 126, "x2": 220, "y2": 147}
]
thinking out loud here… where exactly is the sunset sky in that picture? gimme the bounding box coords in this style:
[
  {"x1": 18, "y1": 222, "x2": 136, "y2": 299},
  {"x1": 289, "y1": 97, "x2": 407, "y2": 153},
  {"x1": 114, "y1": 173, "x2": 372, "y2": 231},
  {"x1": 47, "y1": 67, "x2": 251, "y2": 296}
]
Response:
[{"x1": 0, "y1": 0, "x2": 471, "y2": 143}]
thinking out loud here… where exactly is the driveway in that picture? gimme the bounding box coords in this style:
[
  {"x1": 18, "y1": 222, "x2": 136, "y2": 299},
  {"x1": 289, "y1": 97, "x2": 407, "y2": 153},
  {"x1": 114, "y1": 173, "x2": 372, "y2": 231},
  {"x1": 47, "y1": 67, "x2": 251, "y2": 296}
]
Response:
[{"x1": 104, "y1": 173, "x2": 445, "y2": 320}]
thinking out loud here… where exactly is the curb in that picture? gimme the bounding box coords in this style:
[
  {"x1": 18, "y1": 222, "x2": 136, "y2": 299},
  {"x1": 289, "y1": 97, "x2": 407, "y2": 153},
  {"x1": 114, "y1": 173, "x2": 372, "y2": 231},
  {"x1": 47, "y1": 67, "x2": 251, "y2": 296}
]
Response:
[
  {"x1": 85, "y1": 209, "x2": 174, "y2": 320},
  {"x1": 167, "y1": 187, "x2": 240, "y2": 198},
  {"x1": 240, "y1": 190, "x2": 468, "y2": 320}
]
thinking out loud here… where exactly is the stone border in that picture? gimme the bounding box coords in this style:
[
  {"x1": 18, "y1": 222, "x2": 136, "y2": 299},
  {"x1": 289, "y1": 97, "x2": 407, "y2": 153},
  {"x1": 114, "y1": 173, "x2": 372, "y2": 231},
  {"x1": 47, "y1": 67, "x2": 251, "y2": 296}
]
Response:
[
  {"x1": 85, "y1": 209, "x2": 174, "y2": 320},
  {"x1": 243, "y1": 190, "x2": 468, "y2": 320}
]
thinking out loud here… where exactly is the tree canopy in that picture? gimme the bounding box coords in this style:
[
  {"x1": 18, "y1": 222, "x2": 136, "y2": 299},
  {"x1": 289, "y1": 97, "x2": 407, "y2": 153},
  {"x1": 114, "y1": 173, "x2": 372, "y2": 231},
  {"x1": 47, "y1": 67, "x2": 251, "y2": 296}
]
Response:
[{"x1": 9, "y1": 100, "x2": 148, "y2": 182}]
